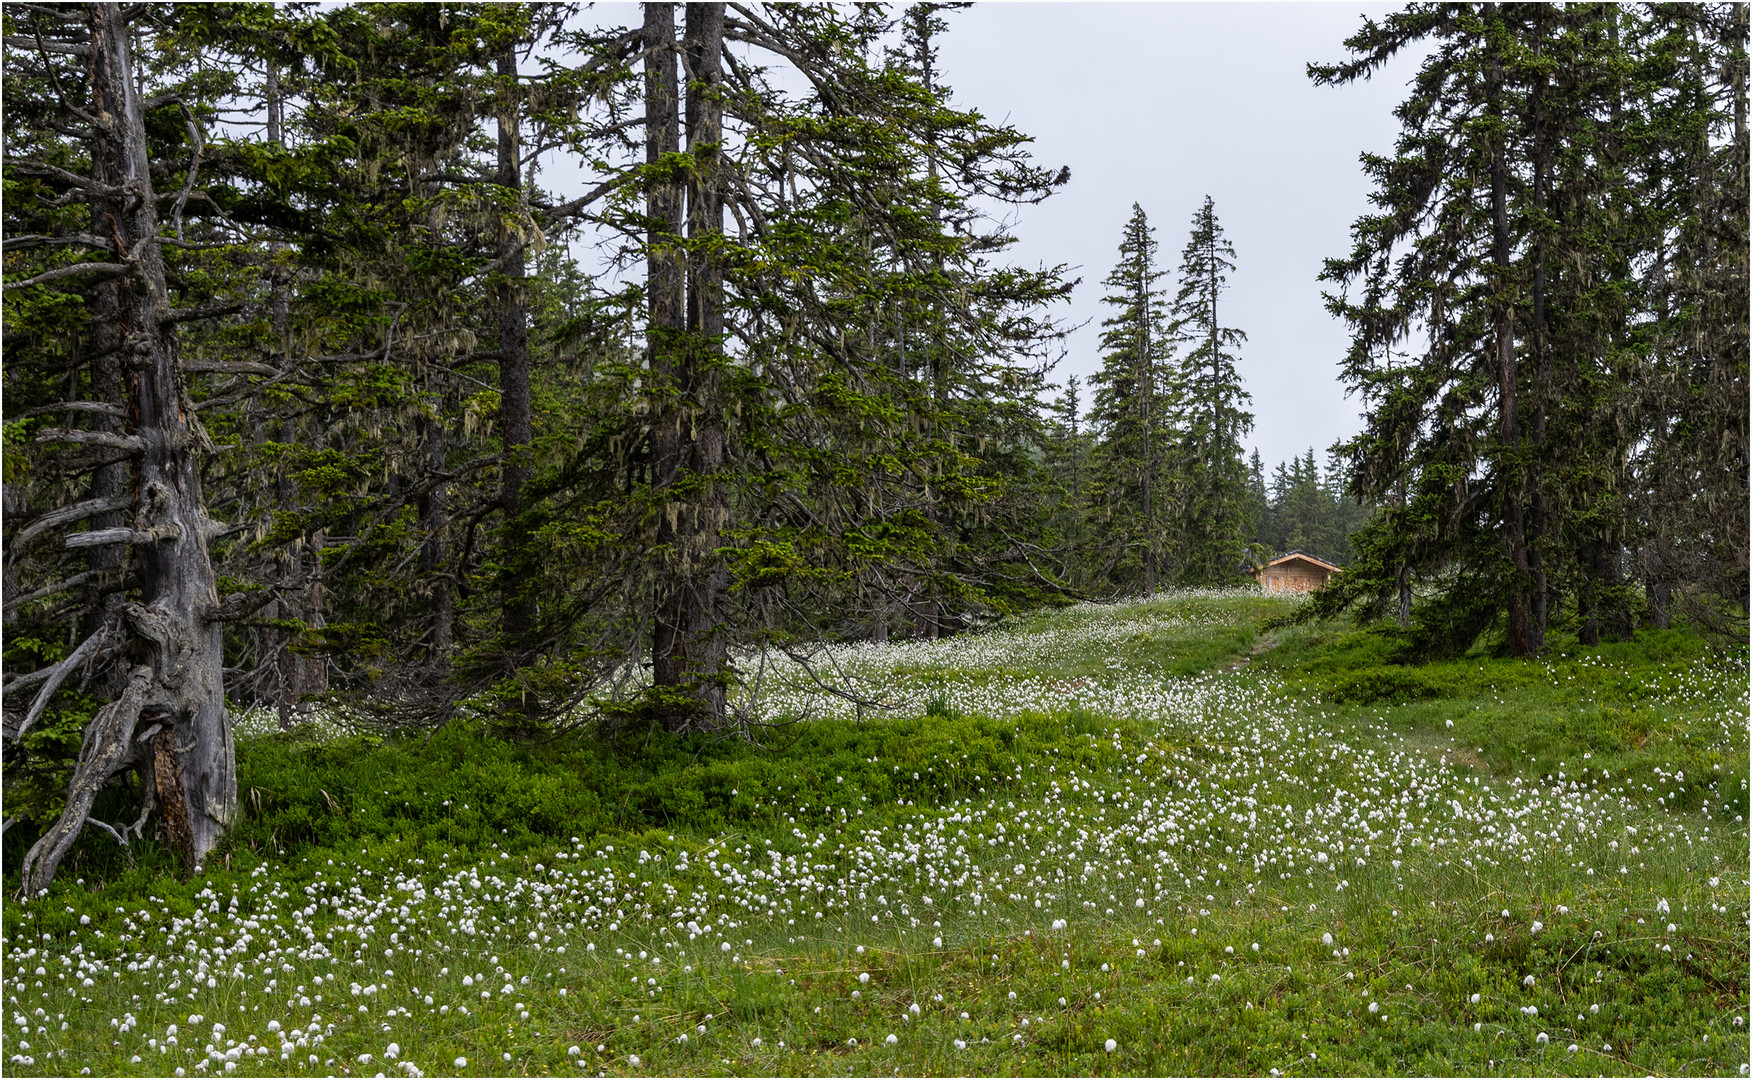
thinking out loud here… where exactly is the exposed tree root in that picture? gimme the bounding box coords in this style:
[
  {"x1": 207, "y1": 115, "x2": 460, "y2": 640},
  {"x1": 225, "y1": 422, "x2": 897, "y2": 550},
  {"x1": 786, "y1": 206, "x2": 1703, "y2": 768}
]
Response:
[{"x1": 18, "y1": 664, "x2": 152, "y2": 898}]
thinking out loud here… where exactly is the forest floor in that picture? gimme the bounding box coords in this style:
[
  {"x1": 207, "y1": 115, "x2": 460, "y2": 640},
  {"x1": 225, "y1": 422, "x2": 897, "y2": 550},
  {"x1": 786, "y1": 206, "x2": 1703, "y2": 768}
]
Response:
[{"x1": 3, "y1": 590, "x2": 1748, "y2": 1077}]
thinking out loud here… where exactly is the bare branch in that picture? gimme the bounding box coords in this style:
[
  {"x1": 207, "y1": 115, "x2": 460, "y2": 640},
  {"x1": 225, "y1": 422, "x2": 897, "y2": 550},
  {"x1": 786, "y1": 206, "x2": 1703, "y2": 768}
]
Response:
[
  {"x1": 2, "y1": 569, "x2": 105, "y2": 616},
  {"x1": 162, "y1": 301, "x2": 243, "y2": 324},
  {"x1": 2, "y1": 261, "x2": 132, "y2": 292},
  {"x1": 65, "y1": 523, "x2": 180, "y2": 549},
  {"x1": 1, "y1": 232, "x2": 111, "y2": 251},
  {"x1": 28, "y1": 25, "x2": 108, "y2": 133},
  {"x1": 7, "y1": 622, "x2": 114, "y2": 742},
  {"x1": 146, "y1": 235, "x2": 249, "y2": 252},
  {"x1": 9, "y1": 6, "x2": 84, "y2": 23},
  {"x1": 179, "y1": 359, "x2": 280, "y2": 376},
  {"x1": 34, "y1": 428, "x2": 145, "y2": 453},
  {"x1": 85, "y1": 816, "x2": 127, "y2": 846},
  {"x1": 18, "y1": 665, "x2": 153, "y2": 898},
  {"x1": 13, "y1": 400, "x2": 125, "y2": 420},
  {"x1": 4, "y1": 160, "x2": 122, "y2": 196},
  {"x1": 6, "y1": 495, "x2": 132, "y2": 561},
  {"x1": 207, "y1": 587, "x2": 279, "y2": 623},
  {"x1": 3, "y1": 34, "x2": 88, "y2": 55},
  {"x1": 533, "y1": 173, "x2": 629, "y2": 221},
  {"x1": 413, "y1": 170, "x2": 494, "y2": 186},
  {"x1": 170, "y1": 107, "x2": 206, "y2": 242}
]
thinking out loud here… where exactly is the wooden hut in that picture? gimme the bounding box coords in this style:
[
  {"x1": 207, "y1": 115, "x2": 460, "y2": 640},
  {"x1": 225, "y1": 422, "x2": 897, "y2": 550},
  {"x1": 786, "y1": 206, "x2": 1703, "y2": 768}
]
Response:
[{"x1": 1251, "y1": 551, "x2": 1341, "y2": 594}]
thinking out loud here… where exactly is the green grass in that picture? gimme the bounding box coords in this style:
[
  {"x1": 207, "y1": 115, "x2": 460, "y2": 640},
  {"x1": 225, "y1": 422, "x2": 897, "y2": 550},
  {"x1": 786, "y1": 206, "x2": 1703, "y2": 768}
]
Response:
[
  {"x1": 1258, "y1": 620, "x2": 1748, "y2": 820},
  {"x1": 3, "y1": 591, "x2": 1746, "y2": 1077}
]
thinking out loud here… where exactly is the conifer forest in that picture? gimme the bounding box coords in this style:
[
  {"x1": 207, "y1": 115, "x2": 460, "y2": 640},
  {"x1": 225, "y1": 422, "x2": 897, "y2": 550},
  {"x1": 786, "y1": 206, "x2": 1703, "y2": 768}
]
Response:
[{"x1": 0, "y1": 4, "x2": 1746, "y2": 1078}]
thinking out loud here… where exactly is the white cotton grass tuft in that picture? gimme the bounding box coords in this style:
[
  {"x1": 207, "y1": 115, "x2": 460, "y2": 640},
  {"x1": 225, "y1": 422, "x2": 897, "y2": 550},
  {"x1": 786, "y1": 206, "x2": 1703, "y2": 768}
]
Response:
[{"x1": 12, "y1": 594, "x2": 1741, "y2": 1080}]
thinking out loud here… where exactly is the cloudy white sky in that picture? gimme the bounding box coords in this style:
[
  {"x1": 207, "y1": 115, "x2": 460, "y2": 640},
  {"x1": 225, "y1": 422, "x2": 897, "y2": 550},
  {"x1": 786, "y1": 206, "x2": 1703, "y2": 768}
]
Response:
[
  {"x1": 930, "y1": 3, "x2": 1420, "y2": 471},
  {"x1": 571, "y1": 3, "x2": 1422, "y2": 472}
]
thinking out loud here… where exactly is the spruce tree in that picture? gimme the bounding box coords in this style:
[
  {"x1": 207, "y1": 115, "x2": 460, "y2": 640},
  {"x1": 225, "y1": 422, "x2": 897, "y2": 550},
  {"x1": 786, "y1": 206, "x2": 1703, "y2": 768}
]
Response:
[
  {"x1": 1043, "y1": 376, "x2": 1092, "y2": 591},
  {"x1": 0, "y1": 2, "x2": 1080, "y2": 884},
  {"x1": 1086, "y1": 204, "x2": 1172, "y2": 595},
  {"x1": 1310, "y1": 3, "x2": 1746, "y2": 653},
  {"x1": 1168, "y1": 196, "x2": 1254, "y2": 585}
]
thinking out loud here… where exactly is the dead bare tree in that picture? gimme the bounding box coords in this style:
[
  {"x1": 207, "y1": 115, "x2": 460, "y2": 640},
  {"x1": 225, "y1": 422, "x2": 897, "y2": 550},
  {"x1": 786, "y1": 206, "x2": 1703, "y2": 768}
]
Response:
[{"x1": 4, "y1": 3, "x2": 238, "y2": 896}]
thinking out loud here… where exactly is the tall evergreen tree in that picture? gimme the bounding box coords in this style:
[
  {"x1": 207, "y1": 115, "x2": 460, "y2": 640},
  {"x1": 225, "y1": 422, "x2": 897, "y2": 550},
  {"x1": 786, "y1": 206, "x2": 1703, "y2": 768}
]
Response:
[
  {"x1": 1086, "y1": 204, "x2": 1172, "y2": 595},
  {"x1": 1043, "y1": 376, "x2": 1092, "y2": 592},
  {"x1": 1310, "y1": 3, "x2": 1746, "y2": 653},
  {"x1": 1167, "y1": 196, "x2": 1254, "y2": 584},
  {"x1": 0, "y1": 1, "x2": 1078, "y2": 887}
]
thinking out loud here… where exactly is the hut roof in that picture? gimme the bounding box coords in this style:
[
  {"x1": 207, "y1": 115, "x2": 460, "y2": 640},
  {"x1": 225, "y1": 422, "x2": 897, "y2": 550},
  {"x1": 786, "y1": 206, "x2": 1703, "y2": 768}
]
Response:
[{"x1": 1262, "y1": 551, "x2": 1342, "y2": 574}]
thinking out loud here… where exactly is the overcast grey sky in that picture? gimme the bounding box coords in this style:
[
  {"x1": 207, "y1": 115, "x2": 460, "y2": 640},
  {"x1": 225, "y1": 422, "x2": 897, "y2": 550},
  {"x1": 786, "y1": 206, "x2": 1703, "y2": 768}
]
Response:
[
  {"x1": 930, "y1": 3, "x2": 1419, "y2": 471},
  {"x1": 571, "y1": 3, "x2": 1420, "y2": 471}
]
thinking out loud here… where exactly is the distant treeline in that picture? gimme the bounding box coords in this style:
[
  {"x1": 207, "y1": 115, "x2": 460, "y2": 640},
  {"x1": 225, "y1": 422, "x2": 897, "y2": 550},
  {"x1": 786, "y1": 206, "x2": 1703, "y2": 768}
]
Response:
[{"x1": 1248, "y1": 449, "x2": 1373, "y2": 569}]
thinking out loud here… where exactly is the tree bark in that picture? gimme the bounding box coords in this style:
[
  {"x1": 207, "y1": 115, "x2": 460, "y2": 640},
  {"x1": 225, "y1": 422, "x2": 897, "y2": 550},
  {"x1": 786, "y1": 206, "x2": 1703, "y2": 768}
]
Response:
[
  {"x1": 80, "y1": 5, "x2": 130, "y2": 655},
  {"x1": 1525, "y1": 8, "x2": 1550, "y2": 641},
  {"x1": 419, "y1": 404, "x2": 453, "y2": 663},
  {"x1": 259, "y1": 57, "x2": 299, "y2": 727},
  {"x1": 647, "y1": 0, "x2": 729, "y2": 729},
  {"x1": 1141, "y1": 253, "x2": 1156, "y2": 598},
  {"x1": 644, "y1": 2, "x2": 704, "y2": 728},
  {"x1": 496, "y1": 40, "x2": 534, "y2": 650},
  {"x1": 1486, "y1": 4, "x2": 1538, "y2": 657},
  {"x1": 21, "y1": 2, "x2": 236, "y2": 894},
  {"x1": 912, "y1": 6, "x2": 945, "y2": 638}
]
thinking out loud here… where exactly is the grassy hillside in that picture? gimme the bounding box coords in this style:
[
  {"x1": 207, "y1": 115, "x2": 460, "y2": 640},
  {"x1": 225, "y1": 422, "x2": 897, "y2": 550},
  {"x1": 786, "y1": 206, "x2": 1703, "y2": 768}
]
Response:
[{"x1": 3, "y1": 591, "x2": 1746, "y2": 1077}]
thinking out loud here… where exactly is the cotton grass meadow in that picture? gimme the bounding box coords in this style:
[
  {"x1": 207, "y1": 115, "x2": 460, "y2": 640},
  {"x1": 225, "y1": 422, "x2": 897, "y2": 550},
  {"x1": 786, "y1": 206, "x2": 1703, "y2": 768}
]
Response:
[{"x1": 3, "y1": 591, "x2": 1746, "y2": 1075}]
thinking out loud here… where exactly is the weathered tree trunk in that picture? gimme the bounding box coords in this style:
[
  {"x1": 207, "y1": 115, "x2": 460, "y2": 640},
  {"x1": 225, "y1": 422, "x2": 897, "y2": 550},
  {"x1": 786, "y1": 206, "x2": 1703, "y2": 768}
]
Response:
[
  {"x1": 1486, "y1": 6, "x2": 1538, "y2": 657},
  {"x1": 685, "y1": 0, "x2": 728, "y2": 702},
  {"x1": 648, "y1": 0, "x2": 729, "y2": 730},
  {"x1": 1525, "y1": 16, "x2": 1550, "y2": 640},
  {"x1": 496, "y1": 40, "x2": 535, "y2": 650},
  {"x1": 646, "y1": 2, "x2": 693, "y2": 724},
  {"x1": 259, "y1": 58, "x2": 301, "y2": 727},
  {"x1": 419, "y1": 405, "x2": 453, "y2": 663},
  {"x1": 915, "y1": 9, "x2": 946, "y2": 638},
  {"x1": 80, "y1": 12, "x2": 131, "y2": 655},
  {"x1": 1578, "y1": 536, "x2": 1602, "y2": 646},
  {"x1": 19, "y1": 2, "x2": 235, "y2": 896},
  {"x1": 1140, "y1": 258, "x2": 1156, "y2": 598}
]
